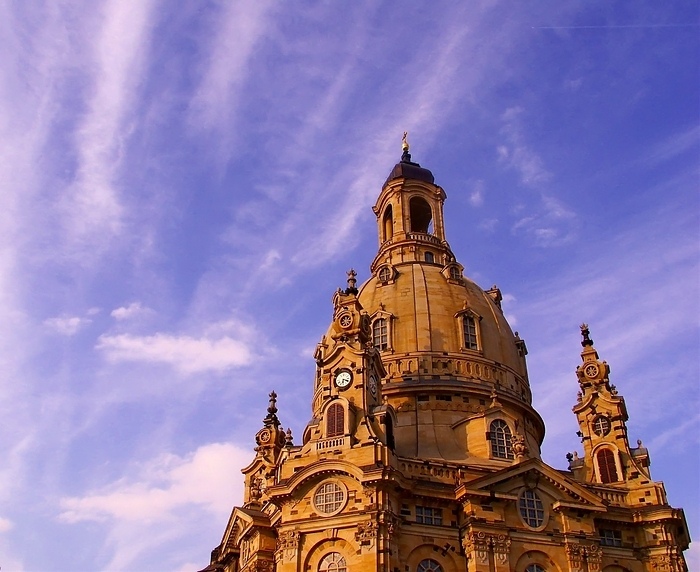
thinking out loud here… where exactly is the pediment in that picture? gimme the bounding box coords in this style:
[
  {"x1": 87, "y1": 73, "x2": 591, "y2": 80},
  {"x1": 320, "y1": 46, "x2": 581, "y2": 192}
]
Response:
[
  {"x1": 219, "y1": 505, "x2": 272, "y2": 553},
  {"x1": 457, "y1": 458, "x2": 606, "y2": 511}
]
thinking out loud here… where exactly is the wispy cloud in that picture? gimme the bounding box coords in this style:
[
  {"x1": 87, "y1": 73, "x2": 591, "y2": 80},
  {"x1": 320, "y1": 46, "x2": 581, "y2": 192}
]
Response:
[
  {"x1": 96, "y1": 332, "x2": 253, "y2": 374},
  {"x1": 0, "y1": 516, "x2": 13, "y2": 533},
  {"x1": 44, "y1": 314, "x2": 93, "y2": 336},
  {"x1": 62, "y1": 0, "x2": 157, "y2": 251},
  {"x1": 189, "y1": 0, "x2": 276, "y2": 161},
  {"x1": 59, "y1": 442, "x2": 247, "y2": 570},
  {"x1": 111, "y1": 302, "x2": 152, "y2": 321}
]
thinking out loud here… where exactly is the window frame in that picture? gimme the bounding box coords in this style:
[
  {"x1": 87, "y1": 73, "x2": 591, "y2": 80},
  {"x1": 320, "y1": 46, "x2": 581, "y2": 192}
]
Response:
[
  {"x1": 326, "y1": 403, "x2": 345, "y2": 438},
  {"x1": 313, "y1": 481, "x2": 347, "y2": 516},
  {"x1": 319, "y1": 551, "x2": 348, "y2": 572},
  {"x1": 455, "y1": 307, "x2": 482, "y2": 352},
  {"x1": 599, "y1": 528, "x2": 623, "y2": 547},
  {"x1": 417, "y1": 559, "x2": 444, "y2": 572},
  {"x1": 595, "y1": 447, "x2": 620, "y2": 483},
  {"x1": 415, "y1": 506, "x2": 443, "y2": 526},
  {"x1": 489, "y1": 419, "x2": 514, "y2": 460},
  {"x1": 518, "y1": 489, "x2": 546, "y2": 529}
]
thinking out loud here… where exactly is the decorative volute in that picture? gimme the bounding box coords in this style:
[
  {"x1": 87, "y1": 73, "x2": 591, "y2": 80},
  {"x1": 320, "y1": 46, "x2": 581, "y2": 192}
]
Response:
[{"x1": 570, "y1": 325, "x2": 652, "y2": 484}]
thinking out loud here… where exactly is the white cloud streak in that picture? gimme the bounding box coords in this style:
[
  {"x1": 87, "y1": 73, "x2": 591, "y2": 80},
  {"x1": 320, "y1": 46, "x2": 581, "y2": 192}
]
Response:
[
  {"x1": 62, "y1": 0, "x2": 157, "y2": 250},
  {"x1": 96, "y1": 332, "x2": 253, "y2": 374},
  {"x1": 44, "y1": 314, "x2": 92, "y2": 336}
]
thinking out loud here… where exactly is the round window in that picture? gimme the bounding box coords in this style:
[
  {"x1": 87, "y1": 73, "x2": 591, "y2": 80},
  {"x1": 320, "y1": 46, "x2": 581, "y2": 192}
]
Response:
[
  {"x1": 313, "y1": 481, "x2": 346, "y2": 515},
  {"x1": 525, "y1": 565, "x2": 546, "y2": 572},
  {"x1": 378, "y1": 266, "x2": 392, "y2": 282},
  {"x1": 519, "y1": 490, "x2": 545, "y2": 529},
  {"x1": 592, "y1": 415, "x2": 611, "y2": 436}
]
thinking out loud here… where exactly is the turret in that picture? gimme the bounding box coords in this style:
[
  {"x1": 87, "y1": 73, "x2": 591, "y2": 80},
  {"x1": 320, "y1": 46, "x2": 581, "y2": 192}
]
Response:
[{"x1": 569, "y1": 324, "x2": 652, "y2": 485}]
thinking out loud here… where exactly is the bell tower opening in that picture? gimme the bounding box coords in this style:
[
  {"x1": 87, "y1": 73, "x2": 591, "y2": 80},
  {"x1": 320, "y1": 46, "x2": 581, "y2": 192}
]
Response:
[
  {"x1": 382, "y1": 205, "x2": 393, "y2": 242},
  {"x1": 409, "y1": 196, "x2": 433, "y2": 234}
]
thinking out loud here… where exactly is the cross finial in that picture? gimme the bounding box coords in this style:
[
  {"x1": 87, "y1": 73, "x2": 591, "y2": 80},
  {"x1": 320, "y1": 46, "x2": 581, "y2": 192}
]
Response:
[{"x1": 401, "y1": 132, "x2": 411, "y2": 162}]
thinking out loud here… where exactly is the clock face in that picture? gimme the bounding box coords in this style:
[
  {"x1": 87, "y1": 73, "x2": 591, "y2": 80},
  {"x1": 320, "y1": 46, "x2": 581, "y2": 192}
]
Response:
[
  {"x1": 335, "y1": 369, "x2": 352, "y2": 389},
  {"x1": 368, "y1": 374, "x2": 377, "y2": 397},
  {"x1": 339, "y1": 314, "x2": 352, "y2": 328}
]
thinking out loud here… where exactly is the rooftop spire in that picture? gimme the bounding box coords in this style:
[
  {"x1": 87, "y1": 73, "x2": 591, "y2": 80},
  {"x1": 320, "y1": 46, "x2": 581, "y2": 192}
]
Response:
[
  {"x1": 401, "y1": 131, "x2": 411, "y2": 162},
  {"x1": 263, "y1": 390, "x2": 280, "y2": 427},
  {"x1": 580, "y1": 323, "x2": 594, "y2": 347},
  {"x1": 345, "y1": 268, "x2": 358, "y2": 295}
]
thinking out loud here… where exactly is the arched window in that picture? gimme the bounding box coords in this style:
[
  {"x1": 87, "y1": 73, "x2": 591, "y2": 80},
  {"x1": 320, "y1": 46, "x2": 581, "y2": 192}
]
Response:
[
  {"x1": 449, "y1": 266, "x2": 461, "y2": 280},
  {"x1": 319, "y1": 552, "x2": 347, "y2": 572},
  {"x1": 326, "y1": 403, "x2": 344, "y2": 437},
  {"x1": 597, "y1": 448, "x2": 619, "y2": 483},
  {"x1": 425, "y1": 251, "x2": 435, "y2": 263},
  {"x1": 373, "y1": 318, "x2": 388, "y2": 351},
  {"x1": 519, "y1": 490, "x2": 545, "y2": 528},
  {"x1": 489, "y1": 420, "x2": 513, "y2": 459},
  {"x1": 462, "y1": 315, "x2": 478, "y2": 350},
  {"x1": 383, "y1": 205, "x2": 393, "y2": 242},
  {"x1": 417, "y1": 559, "x2": 443, "y2": 572},
  {"x1": 409, "y1": 197, "x2": 433, "y2": 233},
  {"x1": 525, "y1": 565, "x2": 546, "y2": 572}
]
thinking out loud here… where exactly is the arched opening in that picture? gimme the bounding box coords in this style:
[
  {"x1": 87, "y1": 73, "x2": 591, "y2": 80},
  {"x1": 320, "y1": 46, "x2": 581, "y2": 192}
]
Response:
[
  {"x1": 597, "y1": 448, "x2": 619, "y2": 483},
  {"x1": 386, "y1": 415, "x2": 395, "y2": 449},
  {"x1": 409, "y1": 197, "x2": 433, "y2": 234},
  {"x1": 383, "y1": 206, "x2": 393, "y2": 241},
  {"x1": 326, "y1": 403, "x2": 344, "y2": 438}
]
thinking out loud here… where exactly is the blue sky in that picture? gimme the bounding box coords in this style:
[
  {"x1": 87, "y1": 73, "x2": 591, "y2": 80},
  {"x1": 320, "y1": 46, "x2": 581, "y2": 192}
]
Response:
[{"x1": 0, "y1": 1, "x2": 698, "y2": 570}]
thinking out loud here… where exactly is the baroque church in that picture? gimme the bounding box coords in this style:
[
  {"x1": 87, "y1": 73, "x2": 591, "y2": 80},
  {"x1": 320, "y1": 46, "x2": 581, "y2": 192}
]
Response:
[{"x1": 199, "y1": 138, "x2": 690, "y2": 572}]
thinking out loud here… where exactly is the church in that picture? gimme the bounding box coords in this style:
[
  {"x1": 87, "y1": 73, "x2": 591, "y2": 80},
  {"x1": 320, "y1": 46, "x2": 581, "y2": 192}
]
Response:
[{"x1": 199, "y1": 138, "x2": 690, "y2": 572}]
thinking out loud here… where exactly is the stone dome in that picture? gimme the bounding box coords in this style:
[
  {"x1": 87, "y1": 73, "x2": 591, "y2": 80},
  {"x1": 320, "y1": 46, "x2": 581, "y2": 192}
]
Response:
[{"x1": 356, "y1": 261, "x2": 531, "y2": 403}]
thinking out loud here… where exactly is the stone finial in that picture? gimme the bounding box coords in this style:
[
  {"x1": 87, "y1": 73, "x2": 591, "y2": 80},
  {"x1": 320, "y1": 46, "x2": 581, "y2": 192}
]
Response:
[
  {"x1": 264, "y1": 391, "x2": 280, "y2": 427},
  {"x1": 345, "y1": 268, "x2": 358, "y2": 295},
  {"x1": 285, "y1": 428, "x2": 294, "y2": 448},
  {"x1": 580, "y1": 323, "x2": 594, "y2": 347}
]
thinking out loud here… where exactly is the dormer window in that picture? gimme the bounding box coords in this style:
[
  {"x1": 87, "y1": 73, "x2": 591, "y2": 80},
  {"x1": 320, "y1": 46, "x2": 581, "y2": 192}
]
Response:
[
  {"x1": 373, "y1": 318, "x2": 388, "y2": 351},
  {"x1": 449, "y1": 266, "x2": 461, "y2": 280},
  {"x1": 463, "y1": 315, "x2": 478, "y2": 349},
  {"x1": 455, "y1": 307, "x2": 482, "y2": 352},
  {"x1": 489, "y1": 419, "x2": 514, "y2": 459}
]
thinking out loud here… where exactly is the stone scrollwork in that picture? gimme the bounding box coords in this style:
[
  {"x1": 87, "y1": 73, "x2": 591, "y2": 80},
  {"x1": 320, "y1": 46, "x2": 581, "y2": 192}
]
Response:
[
  {"x1": 565, "y1": 542, "x2": 584, "y2": 572},
  {"x1": 492, "y1": 534, "x2": 511, "y2": 565},
  {"x1": 584, "y1": 544, "x2": 602, "y2": 572},
  {"x1": 355, "y1": 519, "x2": 378, "y2": 550},
  {"x1": 463, "y1": 531, "x2": 507, "y2": 566},
  {"x1": 275, "y1": 530, "x2": 299, "y2": 562}
]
